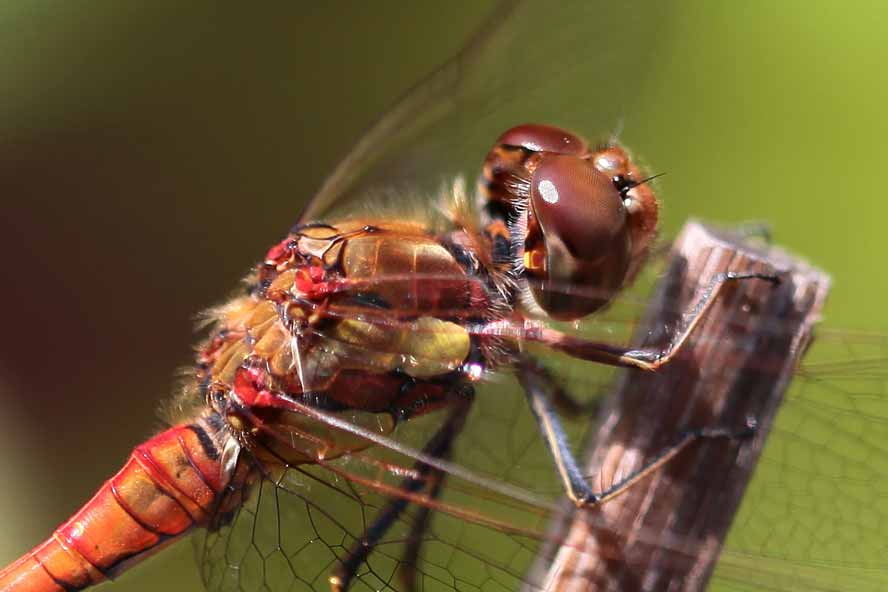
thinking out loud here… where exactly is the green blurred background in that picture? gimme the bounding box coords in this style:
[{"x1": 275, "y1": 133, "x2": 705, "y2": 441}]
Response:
[{"x1": 0, "y1": 1, "x2": 885, "y2": 591}]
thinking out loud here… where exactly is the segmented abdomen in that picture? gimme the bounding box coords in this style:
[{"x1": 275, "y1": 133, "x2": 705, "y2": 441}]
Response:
[{"x1": 0, "y1": 417, "x2": 227, "y2": 592}]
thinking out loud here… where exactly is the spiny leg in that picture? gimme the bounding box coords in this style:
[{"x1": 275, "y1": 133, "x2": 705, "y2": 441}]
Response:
[
  {"x1": 516, "y1": 358, "x2": 755, "y2": 506},
  {"x1": 532, "y1": 270, "x2": 781, "y2": 371},
  {"x1": 329, "y1": 392, "x2": 472, "y2": 591}
]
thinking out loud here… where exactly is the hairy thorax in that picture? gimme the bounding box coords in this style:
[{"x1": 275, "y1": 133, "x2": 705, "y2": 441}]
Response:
[{"x1": 188, "y1": 219, "x2": 507, "y2": 465}]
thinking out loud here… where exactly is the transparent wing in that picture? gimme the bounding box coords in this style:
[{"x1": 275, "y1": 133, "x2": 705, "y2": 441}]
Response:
[
  {"x1": 192, "y1": 260, "x2": 888, "y2": 592},
  {"x1": 193, "y1": 1, "x2": 887, "y2": 587},
  {"x1": 715, "y1": 327, "x2": 888, "y2": 591},
  {"x1": 298, "y1": 0, "x2": 671, "y2": 223}
]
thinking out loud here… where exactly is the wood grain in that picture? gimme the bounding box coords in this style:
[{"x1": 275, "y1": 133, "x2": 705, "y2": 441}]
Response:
[{"x1": 530, "y1": 221, "x2": 831, "y2": 592}]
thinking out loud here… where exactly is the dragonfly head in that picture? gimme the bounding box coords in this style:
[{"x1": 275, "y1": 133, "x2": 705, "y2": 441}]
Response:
[{"x1": 486, "y1": 124, "x2": 659, "y2": 321}]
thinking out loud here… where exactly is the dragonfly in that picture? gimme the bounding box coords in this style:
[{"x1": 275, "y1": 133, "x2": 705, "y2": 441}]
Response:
[{"x1": 2, "y1": 2, "x2": 887, "y2": 591}]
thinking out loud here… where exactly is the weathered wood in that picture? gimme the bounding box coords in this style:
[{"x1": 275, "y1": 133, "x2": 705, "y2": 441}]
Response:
[{"x1": 532, "y1": 221, "x2": 831, "y2": 591}]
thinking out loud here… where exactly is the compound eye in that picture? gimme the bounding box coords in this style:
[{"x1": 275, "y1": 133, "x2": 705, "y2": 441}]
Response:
[
  {"x1": 528, "y1": 154, "x2": 631, "y2": 319},
  {"x1": 531, "y1": 154, "x2": 626, "y2": 257},
  {"x1": 497, "y1": 124, "x2": 588, "y2": 155}
]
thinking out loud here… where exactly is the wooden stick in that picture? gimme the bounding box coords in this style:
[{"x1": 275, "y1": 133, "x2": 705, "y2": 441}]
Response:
[{"x1": 530, "y1": 221, "x2": 831, "y2": 591}]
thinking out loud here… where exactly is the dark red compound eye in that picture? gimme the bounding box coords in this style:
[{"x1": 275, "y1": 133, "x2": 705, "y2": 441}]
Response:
[
  {"x1": 527, "y1": 154, "x2": 632, "y2": 320},
  {"x1": 497, "y1": 124, "x2": 588, "y2": 155}
]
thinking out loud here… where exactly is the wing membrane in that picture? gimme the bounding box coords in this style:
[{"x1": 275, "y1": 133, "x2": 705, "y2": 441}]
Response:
[
  {"x1": 299, "y1": 0, "x2": 671, "y2": 223},
  {"x1": 196, "y1": 0, "x2": 888, "y2": 587},
  {"x1": 194, "y1": 262, "x2": 888, "y2": 590}
]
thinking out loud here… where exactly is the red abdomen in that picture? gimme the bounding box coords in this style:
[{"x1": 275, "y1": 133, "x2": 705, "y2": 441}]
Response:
[{"x1": 0, "y1": 420, "x2": 226, "y2": 592}]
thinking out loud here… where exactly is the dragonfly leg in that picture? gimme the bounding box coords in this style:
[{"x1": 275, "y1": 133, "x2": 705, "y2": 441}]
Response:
[
  {"x1": 521, "y1": 357, "x2": 601, "y2": 417},
  {"x1": 516, "y1": 358, "x2": 755, "y2": 506},
  {"x1": 533, "y1": 270, "x2": 781, "y2": 371},
  {"x1": 397, "y1": 456, "x2": 450, "y2": 590},
  {"x1": 329, "y1": 391, "x2": 472, "y2": 592}
]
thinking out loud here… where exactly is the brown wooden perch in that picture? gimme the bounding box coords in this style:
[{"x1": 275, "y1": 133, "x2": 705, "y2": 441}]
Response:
[{"x1": 529, "y1": 221, "x2": 831, "y2": 591}]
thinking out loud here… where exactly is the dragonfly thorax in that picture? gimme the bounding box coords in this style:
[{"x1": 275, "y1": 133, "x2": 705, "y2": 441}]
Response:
[{"x1": 191, "y1": 216, "x2": 513, "y2": 469}]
